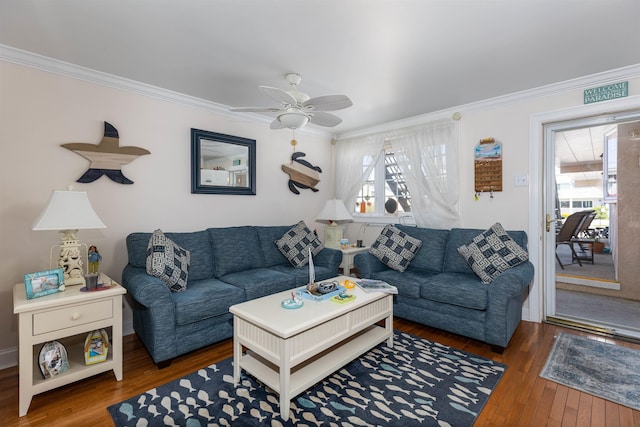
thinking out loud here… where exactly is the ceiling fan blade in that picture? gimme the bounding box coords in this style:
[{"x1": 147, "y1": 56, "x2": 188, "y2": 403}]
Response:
[
  {"x1": 303, "y1": 95, "x2": 353, "y2": 111},
  {"x1": 260, "y1": 86, "x2": 297, "y2": 106},
  {"x1": 309, "y1": 111, "x2": 343, "y2": 127},
  {"x1": 270, "y1": 118, "x2": 286, "y2": 130},
  {"x1": 230, "y1": 107, "x2": 281, "y2": 113}
]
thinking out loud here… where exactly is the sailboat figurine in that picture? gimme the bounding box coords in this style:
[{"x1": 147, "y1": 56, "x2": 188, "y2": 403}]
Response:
[{"x1": 306, "y1": 247, "x2": 318, "y2": 294}]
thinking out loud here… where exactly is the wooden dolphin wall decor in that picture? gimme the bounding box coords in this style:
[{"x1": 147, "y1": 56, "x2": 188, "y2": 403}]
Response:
[
  {"x1": 62, "y1": 121, "x2": 150, "y2": 184},
  {"x1": 281, "y1": 152, "x2": 322, "y2": 194}
]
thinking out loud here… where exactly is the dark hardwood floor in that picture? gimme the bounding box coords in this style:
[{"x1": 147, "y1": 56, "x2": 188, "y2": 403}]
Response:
[{"x1": 2, "y1": 319, "x2": 639, "y2": 426}]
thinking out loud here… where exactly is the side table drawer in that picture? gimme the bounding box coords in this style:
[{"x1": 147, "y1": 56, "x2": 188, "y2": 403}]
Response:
[{"x1": 33, "y1": 299, "x2": 113, "y2": 335}]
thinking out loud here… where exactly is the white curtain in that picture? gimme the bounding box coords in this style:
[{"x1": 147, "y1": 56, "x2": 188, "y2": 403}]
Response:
[
  {"x1": 335, "y1": 134, "x2": 386, "y2": 212},
  {"x1": 389, "y1": 119, "x2": 460, "y2": 228}
]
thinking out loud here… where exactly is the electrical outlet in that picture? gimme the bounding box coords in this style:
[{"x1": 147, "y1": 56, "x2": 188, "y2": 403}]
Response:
[{"x1": 514, "y1": 175, "x2": 528, "y2": 186}]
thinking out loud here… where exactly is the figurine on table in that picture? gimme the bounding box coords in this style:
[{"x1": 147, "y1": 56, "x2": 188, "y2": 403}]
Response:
[{"x1": 87, "y1": 245, "x2": 102, "y2": 274}]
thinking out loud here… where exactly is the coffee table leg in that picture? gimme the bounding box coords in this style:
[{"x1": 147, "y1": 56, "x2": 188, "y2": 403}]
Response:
[
  {"x1": 279, "y1": 343, "x2": 291, "y2": 421},
  {"x1": 385, "y1": 308, "x2": 394, "y2": 347},
  {"x1": 233, "y1": 319, "x2": 242, "y2": 385}
]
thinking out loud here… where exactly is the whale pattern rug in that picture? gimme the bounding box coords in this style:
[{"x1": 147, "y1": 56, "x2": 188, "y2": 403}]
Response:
[
  {"x1": 540, "y1": 332, "x2": 640, "y2": 411},
  {"x1": 109, "y1": 331, "x2": 506, "y2": 426}
]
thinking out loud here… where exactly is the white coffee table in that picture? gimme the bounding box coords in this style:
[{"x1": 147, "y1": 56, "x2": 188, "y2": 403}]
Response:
[{"x1": 229, "y1": 275, "x2": 393, "y2": 421}]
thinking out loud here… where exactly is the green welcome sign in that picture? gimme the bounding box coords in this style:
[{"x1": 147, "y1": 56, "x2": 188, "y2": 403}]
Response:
[{"x1": 584, "y1": 81, "x2": 628, "y2": 104}]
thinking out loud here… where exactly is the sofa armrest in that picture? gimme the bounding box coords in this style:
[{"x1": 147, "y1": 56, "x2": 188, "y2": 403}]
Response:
[
  {"x1": 485, "y1": 261, "x2": 534, "y2": 347},
  {"x1": 122, "y1": 265, "x2": 174, "y2": 309},
  {"x1": 488, "y1": 261, "x2": 534, "y2": 299},
  {"x1": 353, "y1": 252, "x2": 387, "y2": 278},
  {"x1": 313, "y1": 247, "x2": 343, "y2": 269}
]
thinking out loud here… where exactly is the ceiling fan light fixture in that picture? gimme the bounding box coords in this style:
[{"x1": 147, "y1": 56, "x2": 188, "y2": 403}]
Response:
[{"x1": 277, "y1": 111, "x2": 309, "y2": 129}]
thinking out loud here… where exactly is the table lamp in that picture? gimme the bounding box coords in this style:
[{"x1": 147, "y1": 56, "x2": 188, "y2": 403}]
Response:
[
  {"x1": 316, "y1": 199, "x2": 352, "y2": 248},
  {"x1": 32, "y1": 187, "x2": 106, "y2": 286}
]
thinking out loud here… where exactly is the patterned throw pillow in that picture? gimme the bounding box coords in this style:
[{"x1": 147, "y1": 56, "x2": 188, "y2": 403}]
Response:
[
  {"x1": 146, "y1": 229, "x2": 190, "y2": 292},
  {"x1": 457, "y1": 222, "x2": 529, "y2": 284},
  {"x1": 275, "y1": 221, "x2": 323, "y2": 267},
  {"x1": 369, "y1": 224, "x2": 423, "y2": 272}
]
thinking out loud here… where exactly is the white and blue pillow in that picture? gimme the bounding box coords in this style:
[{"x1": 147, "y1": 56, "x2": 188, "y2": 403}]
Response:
[
  {"x1": 457, "y1": 222, "x2": 528, "y2": 284},
  {"x1": 275, "y1": 221, "x2": 323, "y2": 267},
  {"x1": 369, "y1": 224, "x2": 422, "y2": 272},
  {"x1": 146, "y1": 229, "x2": 190, "y2": 291}
]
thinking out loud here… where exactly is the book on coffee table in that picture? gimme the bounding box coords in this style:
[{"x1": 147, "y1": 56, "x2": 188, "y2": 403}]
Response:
[{"x1": 356, "y1": 279, "x2": 398, "y2": 294}]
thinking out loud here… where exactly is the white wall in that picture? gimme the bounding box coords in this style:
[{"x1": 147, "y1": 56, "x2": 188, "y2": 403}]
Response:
[{"x1": 0, "y1": 61, "x2": 334, "y2": 366}]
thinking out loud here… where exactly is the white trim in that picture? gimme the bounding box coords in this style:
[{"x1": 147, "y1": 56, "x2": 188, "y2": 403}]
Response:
[
  {"x1": 339, "y1": 64, "x2": 640, "y2": 140},
  {"x1": 0, "y1": 44, "x2": 329, "y2": 138},
  {"x1": 556, "y1": 275, "x2": 621, "y2": 290},
  {"x1": 528, "y1": 95, "x2": 640, "y2": 324}
]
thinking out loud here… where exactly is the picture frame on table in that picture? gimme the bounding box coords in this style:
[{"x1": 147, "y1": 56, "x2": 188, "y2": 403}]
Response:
[{"x1": 24, "y1": 268, "x2": 65, "y2": 299}]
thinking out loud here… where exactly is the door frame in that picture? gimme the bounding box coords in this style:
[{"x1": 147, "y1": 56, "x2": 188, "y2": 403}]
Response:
[{"x1": 527, "y1": 95, "x2": 640, "y2": 323}]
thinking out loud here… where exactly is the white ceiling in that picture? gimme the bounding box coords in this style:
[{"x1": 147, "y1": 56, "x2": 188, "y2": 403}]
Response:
[{"x1": 1, "y1": 0, "x2": 639, "y2": 135}]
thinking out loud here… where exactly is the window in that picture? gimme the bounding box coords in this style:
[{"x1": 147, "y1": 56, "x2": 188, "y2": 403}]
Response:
[{"x1": 353, "y1": 149, "x2": 412, "y2": 216}]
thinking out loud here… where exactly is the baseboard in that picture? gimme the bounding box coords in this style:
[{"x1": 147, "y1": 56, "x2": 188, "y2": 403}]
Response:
[
  {"x1": 0, "y1": 346, "x2": 17, "y2": 371},
  {"x1": 0, "y1": 319, "x2": 135, "y2": 371}
]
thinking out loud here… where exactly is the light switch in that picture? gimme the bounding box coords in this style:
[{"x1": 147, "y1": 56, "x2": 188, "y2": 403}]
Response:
[{"x1": 514, "y1": 175, "x2": 528, "y2": 186}]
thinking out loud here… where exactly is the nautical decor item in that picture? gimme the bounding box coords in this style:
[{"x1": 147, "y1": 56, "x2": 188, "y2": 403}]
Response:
[
  {"x1": 282, "y1": 147, "x2": 322, "y2": 194},
  {"x1": 84, "y1": 329, "x2": 110, "y2": 365},
  {"x1": 38, "y1": 341, "x2": 70, "y2": 379},
  {"x1": 62, "y1": 121, "x2": 150, "y2": 184},
  {"x1": 281, "y1": 291, "x2": 304, "y2": 309}
]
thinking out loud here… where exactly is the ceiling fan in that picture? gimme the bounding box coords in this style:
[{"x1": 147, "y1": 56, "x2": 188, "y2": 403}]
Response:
[{"x1": 230, "y1": 73, "x2": 353, "y2": 130}]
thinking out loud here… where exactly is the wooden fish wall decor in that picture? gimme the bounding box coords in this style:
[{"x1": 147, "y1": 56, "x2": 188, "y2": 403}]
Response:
[
  {"x1": 281, "y1": 152, "x2": 322, "y2": 194},
  {"x1": 62, "y1": 122, "x2": 150, "y2": 184}
]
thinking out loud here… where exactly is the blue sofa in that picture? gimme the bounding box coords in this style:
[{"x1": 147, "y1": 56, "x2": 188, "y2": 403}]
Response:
[
  {"x1": 354, "y1": 225, "x2": 534, "y2": 352},
  {"x1": 122, "y1": 225, "x2": 342, "y2": 367}
]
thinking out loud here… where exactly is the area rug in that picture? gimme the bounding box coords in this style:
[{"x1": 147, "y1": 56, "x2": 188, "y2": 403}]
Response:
[
  {"x1": 540, "y1": 332, "x2": 640, "y2": 411},
  {"x1": 109, "y1": 331, "x2": 506, "y2": 426}
]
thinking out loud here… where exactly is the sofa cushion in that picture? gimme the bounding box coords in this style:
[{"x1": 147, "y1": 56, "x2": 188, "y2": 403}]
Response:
[
  {"x1": 364, "y1": 268, "x2": 435, "y2": 299},
  {"x1": 255, "y1": 225, "x2": 293, "y2": 267},
  {"x1": 275, "y1": 221, "x2": 323, "y2": 267},
  {"x1": 420, "y1": 273, "x2": 488, "y2": 310},
  {"x1": 369, "y1": 224, "x2": 422, "y2": 272},
  {"x1": 127, "y1": 231, "x2": 214, "y2": 281},
  {"x1": 219, "y1": 268, "x2": 297, "y2": 300},
  {"x1": 146, "y1": 229, "x2": 190, "y2": 292},
  {"x1": 457, "y1": 222, "x2": 529, "y2": 284},
  {"x1": 208, "y1": 226, "x2": 265, "y2": 277},
  {"x1": 172, "y1": 278, "x2": 246, "y2": 325},
  {"x1": 396, "y1": 225, "x2": 449, "y2": 273}
]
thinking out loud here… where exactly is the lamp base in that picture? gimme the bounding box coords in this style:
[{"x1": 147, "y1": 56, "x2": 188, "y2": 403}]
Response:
[
  {"x1": 51, "y1": 230, "x2": 87, "y2": 286},
  {"x1": 324, "y1": 224, "x2": 344, "y2": 248}
]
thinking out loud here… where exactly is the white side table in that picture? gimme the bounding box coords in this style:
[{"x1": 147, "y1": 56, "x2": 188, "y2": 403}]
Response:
[
  {"x1": 13, "y1": 274, "x2": 126, "y2": 416},
  {"x1": 338, "y1": 246, "x2": 369, "y2": 275}
]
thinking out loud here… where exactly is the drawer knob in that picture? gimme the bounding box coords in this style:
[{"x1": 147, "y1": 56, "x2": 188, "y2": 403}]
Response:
[{"x1": 72, "y1": 313, "x2": 81, "y2": 320}]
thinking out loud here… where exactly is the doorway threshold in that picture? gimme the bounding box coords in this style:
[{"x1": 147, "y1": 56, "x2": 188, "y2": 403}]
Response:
[
  {"x1": 556, "y1": 273, "x2": 620, "y2": 290},
  {"x1": 546, "y1": 315, "x2": 640, "y2": 343}
]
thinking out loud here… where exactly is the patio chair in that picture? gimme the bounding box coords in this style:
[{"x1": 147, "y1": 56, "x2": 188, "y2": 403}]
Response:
[{"x1": 555, "y1": 211, "x2": 589, "y2": 269}]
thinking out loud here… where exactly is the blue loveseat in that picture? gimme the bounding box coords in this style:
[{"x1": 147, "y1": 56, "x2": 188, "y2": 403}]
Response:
[
  {"x1": 354, "y1": 225, "x2": 534, "y2": 352},
  {"x1": 122, "y1": 225, "x2": 342, "y2": 367}
]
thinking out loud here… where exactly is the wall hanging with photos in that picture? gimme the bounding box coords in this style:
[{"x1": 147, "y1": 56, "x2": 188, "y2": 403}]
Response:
[{"x1": 474, "y1": 137, "x2": 502, "y2": 198}]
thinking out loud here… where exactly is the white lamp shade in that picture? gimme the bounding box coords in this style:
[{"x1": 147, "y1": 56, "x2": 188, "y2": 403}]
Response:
[
  {"x1": 316, "y1": 199, "x2": 353, "y2": 224},
  {"x1": 32, "y1": 190, "x2": 106, "y2": 231}
]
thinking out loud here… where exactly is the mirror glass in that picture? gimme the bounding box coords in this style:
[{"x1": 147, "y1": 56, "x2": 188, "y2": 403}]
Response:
[{"x1": 191, "y1": 129, "x2": 256, "y2": 195}]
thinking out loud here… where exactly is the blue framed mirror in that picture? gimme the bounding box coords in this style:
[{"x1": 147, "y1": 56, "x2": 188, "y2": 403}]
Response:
[{"x1": 191, "y1": 129, "x2": 256, "y2": 195}]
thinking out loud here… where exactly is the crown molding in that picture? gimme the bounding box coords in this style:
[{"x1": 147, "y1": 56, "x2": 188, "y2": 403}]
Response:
[
  {"x1": 0, "y1": 44, "x2": 329, "y2": 138},
  {"x1": 337, "y1": 63, "x2": 640, "y2": 140},
  {"x1": 2, "y1": 44, "x2": 637, "y2": 141}
]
